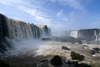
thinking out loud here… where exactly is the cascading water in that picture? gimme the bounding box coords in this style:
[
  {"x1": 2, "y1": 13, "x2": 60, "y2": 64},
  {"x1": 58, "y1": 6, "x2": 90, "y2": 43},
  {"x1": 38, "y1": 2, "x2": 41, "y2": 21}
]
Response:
[
  {"x1": 94, "y1": 29, "x2": 100, "y2": 42},
  {"x1": 70, "y1": 30, "x2": 78, "y2": 38},
  {"x1": 0, "y1": 14, "x2": 52, "y2": 53}
]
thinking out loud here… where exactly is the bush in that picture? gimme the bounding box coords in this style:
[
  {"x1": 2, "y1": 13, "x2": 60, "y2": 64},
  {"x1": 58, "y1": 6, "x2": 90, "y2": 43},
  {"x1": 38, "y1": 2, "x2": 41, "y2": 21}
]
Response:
[
  {"x1": 62, "y1": 46, "x2": 70, "y2": 50},
  {"x1": 0, "y1": 61, "x2": 10, "y2": 67},
  {"x1": 50, "y1": 55, "x2": 62, "y2": 66},
  {"x1": 71, "y1": 51, "x2": 85, "y2": 60}
]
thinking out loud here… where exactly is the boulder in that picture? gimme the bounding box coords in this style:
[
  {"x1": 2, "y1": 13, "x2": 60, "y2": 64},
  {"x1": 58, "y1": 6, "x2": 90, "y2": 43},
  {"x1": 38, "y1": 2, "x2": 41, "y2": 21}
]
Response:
[{"x1": 50, "y1": 55, "x2": 62, "y2": 66}]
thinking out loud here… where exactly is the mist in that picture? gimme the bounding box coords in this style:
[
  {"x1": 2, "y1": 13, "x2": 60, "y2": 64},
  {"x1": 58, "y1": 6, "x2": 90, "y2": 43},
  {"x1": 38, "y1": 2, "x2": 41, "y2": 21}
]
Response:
[{"x1": 2, "y1": 39, "x2": 49, "y2": 57}]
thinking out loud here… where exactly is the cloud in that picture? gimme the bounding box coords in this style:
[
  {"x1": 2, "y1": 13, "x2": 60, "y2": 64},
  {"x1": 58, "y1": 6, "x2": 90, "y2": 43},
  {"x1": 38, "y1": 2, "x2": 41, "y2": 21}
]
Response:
[
  {"x1": 35, "y1": 16, "x2": 52, "y2": 25},
  {"x1": 19, "y1": 6, "x2": 53, "y2": 26},
  {"x1": 61, "y1": 18, "x2": 68, "y2": 22},
  {"x1": 57, "y1": 9, "x2": 63, "y2": 16},
  {"x1": 51, "y1": 0, "x2": 56, "y2": 2},
  {"x1": 19, "y1": 6, "x2": 36, "y2": 16},
  {"x1": 58, "y1": 0, "x2": 85, "y2": 11},
  {"x1": 2, "y1": 2, "x2": 10, "y2": 5}
]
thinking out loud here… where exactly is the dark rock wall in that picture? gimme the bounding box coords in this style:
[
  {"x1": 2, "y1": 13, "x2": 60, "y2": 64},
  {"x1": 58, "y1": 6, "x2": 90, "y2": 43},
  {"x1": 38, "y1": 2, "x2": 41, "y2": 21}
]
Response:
[{"x1": 0, "y1": 14, "x2": 9, "y2": 53}]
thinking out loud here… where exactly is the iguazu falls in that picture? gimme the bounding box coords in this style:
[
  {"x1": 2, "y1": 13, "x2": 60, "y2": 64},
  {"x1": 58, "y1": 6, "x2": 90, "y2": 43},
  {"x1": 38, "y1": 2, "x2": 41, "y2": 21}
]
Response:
[{"x1": 0, "y1": 0, "x2": 100, "y2": 67}]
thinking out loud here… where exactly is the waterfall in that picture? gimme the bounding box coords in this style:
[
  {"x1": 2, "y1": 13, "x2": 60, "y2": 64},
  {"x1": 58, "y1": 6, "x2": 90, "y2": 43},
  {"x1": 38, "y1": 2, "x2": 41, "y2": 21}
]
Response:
[
  {"x1": 94, "y1": 29, "x2": 100, "y2": 42},
  {"x1": 70, "y1": 30, "x2": 78, "y2": 38},
  {"x1": 0, "y1": 14, "x2": 52, "y2": 53},
  {"x1": 94, "y1": 30, "x2": 98, "y2": 42}
]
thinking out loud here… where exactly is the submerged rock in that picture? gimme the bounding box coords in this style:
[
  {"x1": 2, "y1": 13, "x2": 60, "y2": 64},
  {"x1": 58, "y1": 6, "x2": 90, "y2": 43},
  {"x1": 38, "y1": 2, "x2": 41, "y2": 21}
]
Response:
[{"x1": 50, "y1": 55, "x2": 62, "y2": 66}]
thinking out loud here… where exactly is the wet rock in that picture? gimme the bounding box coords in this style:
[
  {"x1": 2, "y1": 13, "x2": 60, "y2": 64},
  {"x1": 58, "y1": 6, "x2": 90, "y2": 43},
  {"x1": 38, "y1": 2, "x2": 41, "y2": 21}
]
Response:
[
  {"x1": 40, "y1": 60, "x2": 48, "y2": 63},
  {"x1": 91, "y1": 50, "x2": 96, "y2": 54},
  {"x1": 91, "y1": 47, "x2": 100, "y2": 54},
  {"x1": 50, "y1": 55, "x2": 62, "y2": 66},
  {"x1": 66, "y1": 60, "x2": 72, "y2": 65},
  {"x1": 78, "y1": 40, "x2": 82, "y2": 44},
  {"x1": 64, "y1": 60, "x2": 91, "y2": 67},
  {"x1": 42, "y1": 38, "x2": 51, "y2": 41},
  {"x1": 79, "y1": 63, "x2": 92, "y2": 67},
  {"x1": 71, "y1": 51, "x2": 85, "y2": 61},
  {"x1": 0, "y1": 44, "x2": 7, "y2": 53},
  {"x1": 93, "y1": 48, "x2": 100, "y2": 53},
  {"x1": 72, "y1": 61, "x2": 91, "y2": 67},
  {"x1": 37, "y1": 60, "x2": 48, "y2": 67},
  {"x1": 0, "y1": 14, "x2": 9, "y2": 53},
  {"x1": 82, "y1": 45, "x2": 90, "y2": 49},
  {"x1": 62, "y1": 46, "x2": 70, "y2": 50}
]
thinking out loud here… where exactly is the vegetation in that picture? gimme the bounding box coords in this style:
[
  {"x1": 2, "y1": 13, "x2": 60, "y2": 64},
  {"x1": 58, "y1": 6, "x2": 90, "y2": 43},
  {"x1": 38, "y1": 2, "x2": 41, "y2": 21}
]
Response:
[
  {"x1": 50, "y1": 55, "x2": 62, "y2": 66},
  {"x1": 62, "y1": 46, "x2": 70, "y2": 50},
  {"x1": 71, "y1": 51, "x2": 85, "y2": 60},
  {"x1": 0, "y1": 61, "x2": 10, "y2": 67}
]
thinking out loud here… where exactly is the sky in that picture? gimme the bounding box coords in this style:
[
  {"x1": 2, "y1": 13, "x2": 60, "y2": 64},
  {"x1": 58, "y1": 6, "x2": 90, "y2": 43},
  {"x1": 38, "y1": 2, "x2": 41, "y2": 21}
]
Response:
[{"x1": 0, "y1": 0, "x2": 100, "y2": 32}]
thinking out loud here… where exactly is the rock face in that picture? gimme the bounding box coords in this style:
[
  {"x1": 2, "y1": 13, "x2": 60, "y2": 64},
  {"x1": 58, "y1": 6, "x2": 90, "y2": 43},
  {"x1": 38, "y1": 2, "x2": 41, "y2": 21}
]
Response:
[
  {"x1": 50, "y1": 55, "x2": 62, "y2": 66},
  {"x1": 0, "y1": 14, "x2": 52, "y2": 53}
]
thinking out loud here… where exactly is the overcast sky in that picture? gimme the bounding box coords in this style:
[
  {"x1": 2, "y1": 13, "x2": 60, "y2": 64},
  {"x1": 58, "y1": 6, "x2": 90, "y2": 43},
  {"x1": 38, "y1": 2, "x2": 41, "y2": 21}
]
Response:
[{"x1": 0, "y1": 0, "x2": 100, "y2": 31}]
